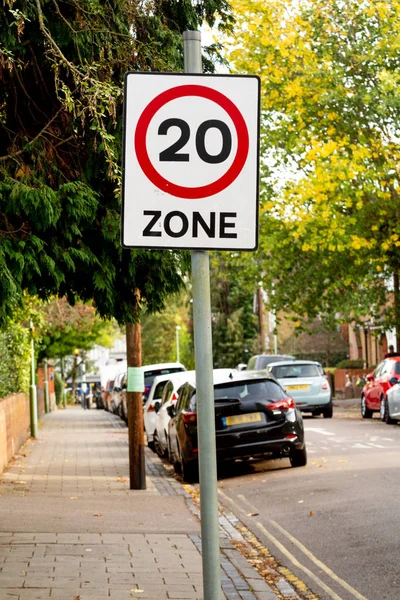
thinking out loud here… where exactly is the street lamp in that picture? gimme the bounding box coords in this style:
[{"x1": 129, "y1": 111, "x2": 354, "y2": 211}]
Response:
[{"x1": 176, "y1": 326, "x2": 181, "y2": 363}]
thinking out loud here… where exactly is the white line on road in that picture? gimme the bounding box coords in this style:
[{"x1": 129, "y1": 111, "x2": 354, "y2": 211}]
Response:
[{"x1": 304, "y1": 428, "x2": 335, "y2": 436}]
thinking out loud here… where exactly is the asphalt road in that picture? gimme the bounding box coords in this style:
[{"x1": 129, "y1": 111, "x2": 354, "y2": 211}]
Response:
[{"x1": 216, "y1": 404, "x2": 400, "y2": 600}]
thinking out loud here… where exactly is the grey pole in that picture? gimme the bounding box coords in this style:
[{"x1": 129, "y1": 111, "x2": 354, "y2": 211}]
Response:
[
  {"x1": 183, "y1": 30, "x2": 222, "y2": 600},
  {"x1": 44, "y1": 357, "x2": 50, "y2": 413},
  {"x1": 176, "y1": 326, "x2": 181, "y2": 363},
  {"x1": 29, "y1": 321, "x2": 38, "y2": 438}
]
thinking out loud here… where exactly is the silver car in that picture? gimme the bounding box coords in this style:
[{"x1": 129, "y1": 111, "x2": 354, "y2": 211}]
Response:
[
  {"x1": 382, "y1": 377, "x2": 400, "y2": 423},
  {"x1": 266, "y1": 360, "x2": 332, "y2": 418}
]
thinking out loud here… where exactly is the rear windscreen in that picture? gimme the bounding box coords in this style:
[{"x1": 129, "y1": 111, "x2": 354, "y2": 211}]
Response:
[
  {"x1": 258, "y1": 356, "x2": 293, "y2": 369},
  {"x1": 144, "y1": 367, "x2": 184, "y2": 387},
  {"x1": 213, "y1": 380, "x2": 287, "y2": 402},
  {"x1": 271, "y1": 364, "x2": 320, "y2": 378}
]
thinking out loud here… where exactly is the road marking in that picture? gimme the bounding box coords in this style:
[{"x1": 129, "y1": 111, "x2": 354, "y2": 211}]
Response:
[
  {"x1": 218, "y1": 490, "x2": 369, "y2": 600},
  {"x1": 305, "y1": 428, "x2": 335, "y2": 436},
  {"x1": 352, "y1": 443, "x2": 373, "y2": 449},
  {"x1": 218, "y1": 490, "x2": 344, "y2": 600}
]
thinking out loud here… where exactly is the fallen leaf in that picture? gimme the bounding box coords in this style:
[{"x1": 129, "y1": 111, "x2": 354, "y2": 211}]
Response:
[
  {"x1": 85, "y1": 549, "x2": 92, "y2": 552},
  {"x1": 309, "y1": 511, "x2": 313, "y2": 516},
  {"x1": 69, "y1": 496, "x2": 78, "y2": 500},
  {"x1": 16, "y1": 481, "x2": 26, "y2": 485},
  {"x1": 116, "y1": 477, "x2": 127, "y2": 482},
  {"x1": 298, "y1": 500, "x2": 304, "y2": 504},
  {"x1": 247, "y1": 513, "x2": 259, "y2": 517},
  {"x1": 93, "y1": 513, "x2": 102, "y2": 517},
  {"x1": 74, "y1": 597, "x2": 81, "y2": 600}
]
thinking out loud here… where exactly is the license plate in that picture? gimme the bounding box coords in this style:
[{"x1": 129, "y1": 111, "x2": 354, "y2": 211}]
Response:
[
  {"x1": 223, "y1": 412, "x2": 262, "y2": 426},
  {"x1": 286, "y1": 384, "x2": 309, "y2": 391}
]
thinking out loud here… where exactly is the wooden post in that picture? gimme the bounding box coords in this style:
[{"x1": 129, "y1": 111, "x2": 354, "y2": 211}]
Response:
[{"x1": 126, "y1": 321, "x2": 146, "y2": 490}]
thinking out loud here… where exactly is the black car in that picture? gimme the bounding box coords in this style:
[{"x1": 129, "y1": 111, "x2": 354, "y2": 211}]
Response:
[{"x1": 167, "y1": 371, "x2": 307, "y2": 482}]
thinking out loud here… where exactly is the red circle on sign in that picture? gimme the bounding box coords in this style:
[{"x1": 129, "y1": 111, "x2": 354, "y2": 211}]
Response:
[{"x1": 134, "y1": 84, "x2": 249, "y2": 199}]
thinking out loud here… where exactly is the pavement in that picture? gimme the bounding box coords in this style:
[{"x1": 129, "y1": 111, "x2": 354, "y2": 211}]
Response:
[{"x1": 0, "y1": 407, "x2": 286, "y2": 600}]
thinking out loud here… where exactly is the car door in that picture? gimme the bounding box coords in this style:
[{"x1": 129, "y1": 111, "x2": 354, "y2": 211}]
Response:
[
  {"x1": 156, "y1": 381, "x2": 173, "y2": 448},
  {"x1": 168, "y1": 384, "x2": 188, "y2": 460},
  {"x1": 364, "y1": 362, "x2": 383, "y2": 410}
]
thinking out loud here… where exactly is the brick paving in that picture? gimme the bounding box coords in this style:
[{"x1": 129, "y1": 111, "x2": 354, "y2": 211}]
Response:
[{"x1": 0, "y1": 407, "x2": 280, "y2": 600}]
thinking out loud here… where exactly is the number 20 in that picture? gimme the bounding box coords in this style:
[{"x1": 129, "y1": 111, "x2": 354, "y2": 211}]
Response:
[{"x1": 158, "y1": 118, "x2": 232, "y2": 164}]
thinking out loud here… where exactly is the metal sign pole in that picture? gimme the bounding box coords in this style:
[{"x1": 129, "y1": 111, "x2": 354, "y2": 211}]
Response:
[{"x1": 183, "y1": 30, "x2": 222, "y2": 600}]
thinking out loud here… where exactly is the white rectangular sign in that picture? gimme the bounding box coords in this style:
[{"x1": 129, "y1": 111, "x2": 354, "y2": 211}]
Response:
[{"x1": 122, "y1": 73, "x2": 260, "y2": 250}]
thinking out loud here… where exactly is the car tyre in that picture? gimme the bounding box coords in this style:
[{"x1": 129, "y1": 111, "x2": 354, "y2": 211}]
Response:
[
  {"x1": 154, "y1": 431, "x2": 164, "y2": 458},
  {"x1": 290, "y1": 446, "x2": 307, "y2": 468},
  {"x1": 147, "y1": 439, "x2": 156, "y2": 452},
  {"x1": 383, "y1": 398, "x2": 396, "y2": 425},
  {"x1": 323, "y1": 403, "x2": 333, "y2": 418},
  {"x1": 178, "y1": 444, "x2": 198, "y2": 483},
  {"x1": 181, "y1": 457, "x2": 199, "y2": 483},
  {"x1": 361, "y1": 396, "x2": 373, "y2": 419}
]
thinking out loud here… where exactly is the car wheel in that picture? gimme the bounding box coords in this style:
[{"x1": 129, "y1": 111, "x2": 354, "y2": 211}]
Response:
[
  {"x1": 147, "y1": 440, "x2": 156, "y2": 452},
  {"x1": 383, "y1": 398, "x2": 396, "y2": 425},
  {"x1": 177, "y1": 444, "x2": 198, "y2": 483},
  {"x1": 361, "y1": 396, "x2": 373, "y2": 419},
  {"x1": 290, "y1": 446, "x2": 307, "y2": 468},
  {"x1": 323, "y1": 404, "x2": 333, "y2": 419},
  {"x1": 380, "y1": 397, "x2": 386, "y2": 421},
  {"x1": 154, "y1": 431, "x2": 164, "y2": 458}
]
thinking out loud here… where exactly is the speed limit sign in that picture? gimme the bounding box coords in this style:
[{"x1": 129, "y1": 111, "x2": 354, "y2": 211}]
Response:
[{"x1": 122, "y1": 73, "x2": 260, "y2": 250}]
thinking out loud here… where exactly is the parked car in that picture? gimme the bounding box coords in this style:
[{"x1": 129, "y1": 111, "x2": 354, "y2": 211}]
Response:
[
  {"x1": 102, "y1": 379, "x2": 115, "y2": 412},
  {"x1": 142, "y1": 362, "x2": 186, "y2": 401},
  {"x1": 153, "y1": 371, "x2": 196, "y2": 458},
  {"x1": 266, "y1": 360, "x2": 332, "y2": 418},
  {"x1": 144, "y1": 373, "x2": 185, "y2": 451},
  {"x1": 111, "y1": 371, "x2": 127, "y2": 418},
  {"x1": 361, "y1": 355, "x2": 400, "y2": 419},
  {"x1": 120, "y1": 362, "x2": 187, "y2": 421},
  {"x1": 246, "y1": 354, "x2": 295, "y2": 370},
  {"x1": 168, "y1": 370, "x2": 307, "y2": 482}
]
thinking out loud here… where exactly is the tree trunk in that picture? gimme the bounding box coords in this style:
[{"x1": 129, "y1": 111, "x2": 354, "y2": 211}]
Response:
[
  {"x1": 394, "y1": 271, "x2": 400, "y2": 351},
  {"x1": 126, "y1": 321, "x2": 146, "y2": 490}
]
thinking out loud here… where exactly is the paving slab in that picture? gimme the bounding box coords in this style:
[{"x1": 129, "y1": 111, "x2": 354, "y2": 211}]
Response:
[{"x1": 0, "y1": 407, "x2": 281, "y2": 600}]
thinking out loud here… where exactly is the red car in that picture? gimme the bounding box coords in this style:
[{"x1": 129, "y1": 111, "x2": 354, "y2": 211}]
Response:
[{"x1": 361, "y1": 356, "x2": 400, "y2": 418}]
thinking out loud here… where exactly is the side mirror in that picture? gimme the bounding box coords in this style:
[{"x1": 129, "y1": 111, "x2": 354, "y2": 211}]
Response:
[
  {"x1": 154, "y1": 400, "x2": 161, "y2": 413},
  {"x1": 366, "y1": 373, "x2": 374, "y2": 382},
  {"x1": 167, "y1": 405, "x2": 176, "y2": 418},
  {"x1": 389, "y1": 377, "x2": 398, "y2": 386}
]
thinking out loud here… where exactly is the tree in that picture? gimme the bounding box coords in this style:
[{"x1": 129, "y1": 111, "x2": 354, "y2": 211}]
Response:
[
  {"x1": 141, "y1": 290, "x2": 194, "y2": 368},
  {"x1": 210, "y1": 252, "x2": 259, "y2": 368},
  {"x1": 38, "y1": 298, "x2": 118, "y2": 361},
  {"x1": 0, "y1": 0, "x2": 233, "y2": 326},
  {"x1": 227, "y1": 0, "x2": 400, "y2": 341}
]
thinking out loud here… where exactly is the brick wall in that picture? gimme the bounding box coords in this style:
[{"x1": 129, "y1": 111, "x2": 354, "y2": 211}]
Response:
[{"x1": 0, "y1": 393, "x2": 30, "y2": 474}]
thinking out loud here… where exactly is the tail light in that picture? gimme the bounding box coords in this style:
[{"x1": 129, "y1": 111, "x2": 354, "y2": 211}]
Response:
[
  {"x1": 144, "y1": 385, "x2": 150, "y2": 397},
  {"x1": 266, "y1": 397, "x2": 295, "y2": 411},
  {"x1": 147, "y1": 403, "x2": 156, "y2": 412},
  {"x1": 182, "y1": 411, "x2": 197, "y2": 424},
  {"x1": 171, "y1": 393, "x2": 178, "y2": 404},
  {"x1": 321, "y1": 381, "x2": 329, "y2": 391}
]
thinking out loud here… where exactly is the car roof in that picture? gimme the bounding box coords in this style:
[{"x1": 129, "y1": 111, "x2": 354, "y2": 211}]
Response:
[
  {"x1": 266, "y1": 360, "x2": 322, "y2": 368},
  {"x1": 177, "y1": 369, "x2": 279, "y2": 388},
  {"x1": 143, "y1": 362, "x2": 186, "y2": 372}
]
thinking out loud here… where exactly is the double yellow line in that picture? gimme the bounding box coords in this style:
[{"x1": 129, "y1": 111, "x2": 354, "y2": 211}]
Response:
[{"x1": 218, "y1": 489, "x2": 369, "y2": 600}]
